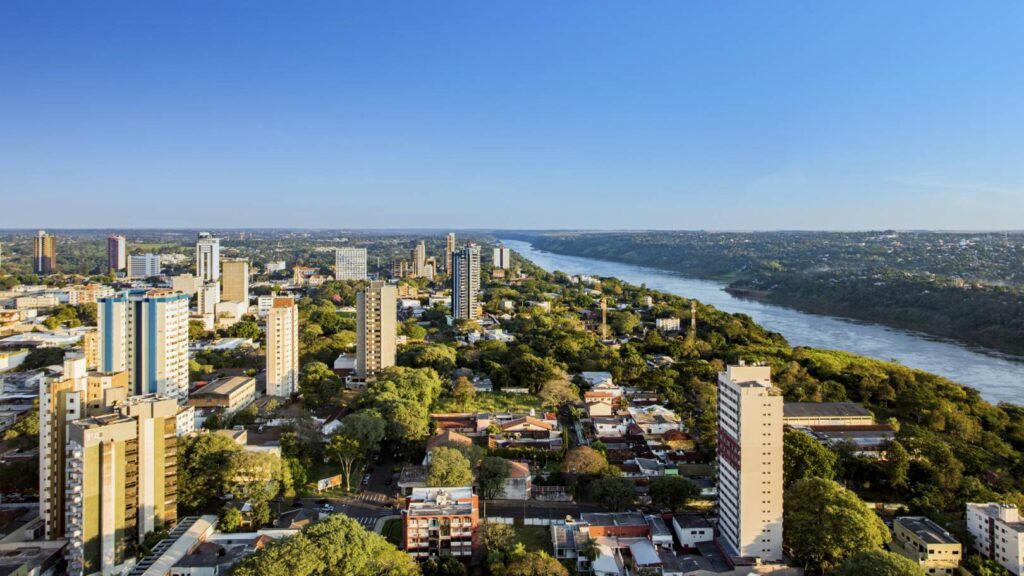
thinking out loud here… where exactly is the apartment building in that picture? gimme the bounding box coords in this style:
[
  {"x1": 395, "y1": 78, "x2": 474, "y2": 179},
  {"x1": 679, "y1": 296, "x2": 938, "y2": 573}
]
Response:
[
  {"x1": 403, "y1": 487, "x2": 478, "y2": 560},
  {"x1": 492, "y1": 246, "x2": 511, "y2": 269},
  {"x1": 128, "y1": 254, "x2": 161, "y2": 279},
  {"x1": 967, "y1": 503, "x2": 1024, "y2": 575},
  {"x1": 195, "y1": 232, "x2": 220, "y2": 283},
  {"x1": 356, "y1": 281, "x2": 396, "y2": 380},
  {"x1": 334, "y1": 247, "x2": 367, "y2": 281},
  {"x1": 445, "y1": 233, "x2": 456, "y2": 275},
  {"x1": 221, "y1": 259, "x2": 250, "y2": 303},
  {"x1": 107, "y1": 234, "x2": 127, "y2": 275},
  {"x1": 452, "y1": 243, "x2": 481, "y2": 320},
  {"x1": 716, "y1": 364, "x2": 784, "y2": 563},
  {"x1": 891, "y1": 516, "x2": 961, "y2": 575},
  {"x1": 34, "y1": 230, "x2": 57, "y2": 274},
  {"x1": 266, "y1": 297, "x2": 299, "y2": 397}
]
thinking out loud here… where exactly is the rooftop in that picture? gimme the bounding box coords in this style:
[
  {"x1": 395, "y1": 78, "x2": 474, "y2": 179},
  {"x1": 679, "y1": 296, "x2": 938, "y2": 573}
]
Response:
[
  {"x1": 896, "y1": 516, "x2": 960, "y2": 545},
  {"x1": 783, "y1": 402, "x2": 871, "y2": 419}
]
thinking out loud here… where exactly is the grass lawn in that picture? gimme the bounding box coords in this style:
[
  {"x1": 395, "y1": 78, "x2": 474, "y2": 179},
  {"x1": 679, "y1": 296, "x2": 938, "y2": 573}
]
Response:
[
  {"x1": 382, "y1": 518, "x2": 403, "y2": 545},
  {"x1": 432, "y1": 392, "x2": 544, "y2": 414},
  {"x1": 513, "y1": 525, "x2": 551, "y2": 554}
]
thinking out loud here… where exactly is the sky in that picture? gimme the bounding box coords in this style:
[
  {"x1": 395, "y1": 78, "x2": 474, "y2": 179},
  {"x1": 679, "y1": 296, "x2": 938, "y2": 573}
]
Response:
[{"x1": 2, "y1": 1, "x2": 1024, "y2": 230}]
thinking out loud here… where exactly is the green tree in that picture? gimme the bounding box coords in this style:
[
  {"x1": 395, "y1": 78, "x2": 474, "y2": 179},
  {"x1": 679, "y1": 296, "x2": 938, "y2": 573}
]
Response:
[
  {"x1": 648, "y1": 476, "x2": 699, "y2": 512},
  {"x1": 452, "y1": 376, "x2": 476, "y2": 404},
  {"x1": 837, "y1": 550, "x2": 925, "y2": 576},
  {"x1": 326, "y1": 434, "x2": 362, "y2": 492},
  {"x1": 298, "y1": 361, "x2": 342, "y2": 405},
  {"x1": 478, "y1": 457, "x2": 511, "y2": 499},
  {"x1": 783, "y1": 430, "x2": 837, "y2": 488},
  {"x1": 398, "y1": 343, "x2": 456, "y2": 374},
  {"x1": 538, "y1": 370, "x2": 578, "y2": 407},
  {"x1": 504, "y1": 550, "x2": 569, "y2": 576},
  {"x1": 219, "y1": 506, "x2": 243, "y2": 533},
  {"x1": 608, "y1": 311, "x2": 640, "y2": 336},
  {"x1": 422, "y1": 557, "x2": 467, "y2": 576},
  {"x1": 588, "y1": 476, "x2": 636, "y2": 511},
  {"x1": 784, "y1": 478, "x2": 890, "y2": 573},
  {"x1": 340, "y1": 410, "x2": 387, "y2": 457},
  {"x1": 480, "y1": 522, "x2": 517, "y2": 558},
  {"x1": 223, "y1": 320, "x2": 260, "y2": 341},
  {"x1": 189, "y1": 320, "x2": 208, "y2": 341},
  {"x1": 884, "y1": 440, "x2": 910, "y2": 489},
  {"x1": 562, "y1": 447, "x2": 608, "y2": 476},
  {"x1": 177, "y1": 433, "x2": 241, "y2": 511},
  {"x1": 427, "y1": 447, "x2": 475, "y2": 487}
]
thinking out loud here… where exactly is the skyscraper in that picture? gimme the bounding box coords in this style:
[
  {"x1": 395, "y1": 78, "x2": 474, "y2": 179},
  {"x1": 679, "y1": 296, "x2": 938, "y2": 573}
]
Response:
[
  {"x1": 221, "y1": 259, "x2": 250, "y2": 303},
  {"x1": 492, "y1": 246, "x2": 511, "y2": 269},
  {"x1": 266, "y1": 297, "x2": 299, "y2": 397},
  {"x1": 197, "y1": 282, "x2": 221, "y2": 316},
  {"x1": 195, "y1": 232, "x2": 220, "y2": 283},
  {"x1": 33, "y1": 230, "x2": 56, "y2": 274},
  {"x1": 452, "y1": 243, "x2": 481, "y2": 320},
  {"x1": 445, "y1": 233, "x2": 456, "y2": 275},
  {"x1": 357, "y1": 281, "x2": 397, "y2": 380},
  {"x1": 107, "y1": 234, "x2": 126, "y2": 275},
  {"x1": 410, "y1": 241, "x2": 427, "y2": 278},
  {"x1": 128, "y1": 253, "x2": 161, "y2": 279},
  {"x1": 40, "y1": 353, "x2": 90, "y2": 541},
  {"x1": 97, "y1": 289, "x2": 190, "y2": 401},
  {"x1": 64, "y1": 394, "x2": 178, "y2": 576},
  {"x1": 716, "y1": 364, "x2": 784, "y2": 562},
  {"x1": 334, "y1": 247, "x2": 368, "y2": 281}
]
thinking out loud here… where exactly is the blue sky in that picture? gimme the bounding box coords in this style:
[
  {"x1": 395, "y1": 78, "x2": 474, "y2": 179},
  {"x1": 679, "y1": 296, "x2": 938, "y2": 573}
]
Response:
[{"x1": 2, "y1": 1, "x2": 1023, "y2": 230}]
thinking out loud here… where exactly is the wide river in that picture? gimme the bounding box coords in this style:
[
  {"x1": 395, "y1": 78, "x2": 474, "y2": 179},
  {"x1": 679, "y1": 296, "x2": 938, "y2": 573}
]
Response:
[{"x1": 502, "y1": 239, "x2": 1023, "y2": 405}]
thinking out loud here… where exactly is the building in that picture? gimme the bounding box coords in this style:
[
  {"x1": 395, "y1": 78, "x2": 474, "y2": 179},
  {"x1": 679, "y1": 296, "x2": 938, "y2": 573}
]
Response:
[
  {"x1": 966, "y1": 503, "x2": 1024, "y2": 575},
  {"x1": 445, "y1": 233, "x2": 456, "y2": 275},
  {"x1": 356, "y1": 281, "x2": 396, "y2": 380},
  {"x1": 0, "y1": 541, "x2": 67, "y2": 576},
  {"x1": 68, "y1": 284, "x2": 116, "y2": 306},
  {"x1": 171, "y1": 274, "x2": 203, "y2": 297},
  {"x1": 334, "y1": 247, "x2": 367, "y2": 281},
  {"x1": 129, "y1": 254, "x2": 162, "y2": 279},
  {"x1": 782, "y1": 402, "x2": 874, "y2": 426},
  {"x1": 410, "y1": 241, "x2": 427, "y2": 278},
  {"x1": 64, "y1": 395, "x2": 179, "y2": 576},
  {"x1": 97, "y1": 289, "x2": 190, "y2": 401},
  {"x1": 403, "y1": 487, "x2": 478, "y2": 560},
  {"x1": 266, "y1": 297, "x2": 298, "y2": 397},
  {"x1": 221, "y1": 259, "x2": 250, "y2": 304},
  {"x1": 188, "y1": 376, "x2": 257, "y2": 415},
  {"x1": 195, "y1": 232, "x2": 220, "y2": 283},
  {"x1": 108, "y1": 234, "x2": 127, "y2": 275},
  {"x1": 891, "y1": 516, "x2": 961, "y2": 575},
  {"x1": 196, "y1": 282, "x2": 220, "y2": 316},
  {"x1": 716, "y1": 364, "x2": 784, "y2": 563},
  {"x1": 452, "y1": 243, "x2": 481, "y2": 320},
  {"x1": 492, "y1": 246, "x2": 511, "y2": 269},
  {"x1": 34, "y1": 230, "x2": 56, "y2": 274},
  {"x1": 655, "y1": 317, "x2": 681, "y2": 332}
]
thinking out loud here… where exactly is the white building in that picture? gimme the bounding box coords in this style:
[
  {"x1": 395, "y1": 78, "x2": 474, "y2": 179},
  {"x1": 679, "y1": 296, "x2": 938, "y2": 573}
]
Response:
[
  {"x1": 357, "y1": 281, "x2": 396, "y2": 380},
  {"x1": 195, "y1": 232, "x2": 221, "y2": 283},
  {"x1": 171, "y1": 274, "x2": 203, "y2": 297},
  {"x1": 128, "y1": 253, "x2": 162, "y2": 279},
  {"x1": 655, "y1": 317, "x2": 681, "y2": 332},
  {"x1": 452, "y1": 243, "x2": 481, "y2": 320},
  {"x1": 492, "y1": 246, "x2": 511, "y2": 269},
  {"x1": 257, "y1": 295, "x2": 277, "y2": 318},
  {"x1": 97, "y1": 289, "x2": 191, "y2": 401},
  {"x1": 266, "y1": 297, "x2": 299, "y2": 397},
  {"x1": 716, "y1": 364, "x2": 784, "y2": 562},
  {"x1": 197, "y1": 282, "x2": 221, "y2": 316},
  {"x1": 967, "y1": 503, "x2": 1024, "y2": 575},
  {"x1": 335, "y1": 247, "x2": 368, "y2": 281}
]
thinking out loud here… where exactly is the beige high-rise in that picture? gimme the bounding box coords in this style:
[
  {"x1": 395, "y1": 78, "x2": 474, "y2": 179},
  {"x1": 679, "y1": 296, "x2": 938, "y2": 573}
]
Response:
[
  {"x1": 34, "y1": 230, "x2": 56, "y2": 274},
  {"x1": 716, "y1": 364, "x2": 784, "y2": 562},
  {"x1": 221, "y1": 259, "x2": 250, "y2": 303},
  {"x1": 357, "y1": 281, "x2": 396, "y2": 380},
  {"x1": 266, "y1": 297, "x2": 299, "y2": 397},
  {"x1": 445, "y1": 233, "x2": 456, "y2": 275}
]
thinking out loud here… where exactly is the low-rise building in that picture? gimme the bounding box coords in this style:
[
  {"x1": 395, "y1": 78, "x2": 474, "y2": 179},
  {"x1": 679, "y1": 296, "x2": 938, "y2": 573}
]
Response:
[
  {"x1": 782, "y1": 402, "x2": 874, "y2": 426},
  {"x1": 654, "y1": 317, "x2": 681, "y2": 332},
  {"x1": 966, "y1": 503, "x2": 1024, "y2": 575},
  {"x1": 188, "y1": 376, "x2": 257, "y2": 415},
  {"x1": 891, "y1": 516, "x2": 961, "y2": 575},
  {"x1": 402, "y1": 487, "x2": 478, "y2": 560}
]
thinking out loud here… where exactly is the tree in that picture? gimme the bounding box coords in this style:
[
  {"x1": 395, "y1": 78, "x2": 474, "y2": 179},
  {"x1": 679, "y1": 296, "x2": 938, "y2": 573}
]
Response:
[
  {"x1": 223, "y1": 320, "x2": 260, "y2": 341},
  {"x1": 422, "y1": 557, "x2": 467, "y2": 576},
  {"x1": 298, "y1": 361, "x2": 342, "y2": 406},
  {"x1": 837, "y1": 550, "x2": 925, "y2": 576},
  {"x1": 784, "y1": 478, "x2": 890, "y2": 573},
  {"x1": 178, "y1": 433, "x2": 241, "y2": 511},
  {"x1": 884, "y1": 440, "x2": 910, "y2": 489},
  {"x1": 562, "y1": 447, "x2": 608, "y2": 476},
  {"x1": 478, "y1": 457, "x2": 511, "y2": 499},
  {"x1": 189, "y1": 320, "x2": 208, "y2": 341},
  {"x1": 326, "y1": 434, "x2": 362, "y2": 492},
  {"x1": 538, "y1": 370, "x2": 578, "y2": 407},
  {"x1": 452, "y1": 376, "x2": 476, "y2": 404},
  {"x1": 783, "y1": 430, "x2": 837, "y2": 488},
  {"x1": 648, "y1": 476, "x2": 699, "y2": 512},
  {"x1": 608, "y1": 311, "x2": 640, "y2": 336},
  {"x1": 398, "y1": 343, "x2": 456, "y2": 374},
  {"x1": 229, "y1": 450, "x2": 292, "y2": 507},
  {"x1": 504, "y1": 550, "x2": 569, "y2": 576},
  {"x1": 427, "y1": 447, "x2": 474, "y2": 487},
  {"x1": 588, "y1": 476, "x2": 636, "y2": 511},
  {"x1": 341, "y1": 410, "x2": 387, "y2": 457},
  {"x1": 480, "y1": 522, "x2": 517, "y2": 558},
  {"x1": 219, "y1": 506, "x2": 243, "y2": 533}
]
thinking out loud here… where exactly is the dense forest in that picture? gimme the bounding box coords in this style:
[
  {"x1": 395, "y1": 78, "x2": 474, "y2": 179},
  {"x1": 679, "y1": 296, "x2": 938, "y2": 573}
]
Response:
[{"x1": 511, "y1": 231, "x2": 1024, "y2": 356}]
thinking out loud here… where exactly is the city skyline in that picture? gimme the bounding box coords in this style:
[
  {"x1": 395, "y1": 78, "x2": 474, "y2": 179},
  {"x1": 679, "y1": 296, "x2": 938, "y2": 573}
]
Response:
[{"x1": 3, "y1": 2, "x2": 1024, "y2": 230}]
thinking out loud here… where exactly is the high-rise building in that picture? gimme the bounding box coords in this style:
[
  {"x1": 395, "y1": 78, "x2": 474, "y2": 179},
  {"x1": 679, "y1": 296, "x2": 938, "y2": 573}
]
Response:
[
  {"x1": 195, "y1": 232, "x2": 220, "y2": 283},
  {"x1": 445, "y1": 233, "x2": 456, "y2": 275},
  {"x1": 452, "y1": 243, "x2": 481, "y2": 320},
  {"x1": 334, "y1": 247, "x2": 368, "y2": 281},
  {"x1": 64, "y1": 394, "x2": 178, "y2": 576},
  {"x1": 128, "y1": 254, "x2": 161, "y2": 279},
  {"x1": 34, "y1": 230, "x2": 56, "y2": 275},
  {"x1": 97, "y1": 290, "x2": 190, "y2": 402},
  {"x1": 492, "y1": 246, "x2": 511, "y2": 269},
  {"x1": 40, "y1": 353, "x2": 90, "y2": 541},
  {"x1": 357, "y1": 281, "x2": 397, "y2": 380},
  {"x1": 107, "y1": 235, "x2": 126, "y2": 275},
  {"x1": 966, "y1": 503, "x2": 1024, "y2": 575},
  {"x1": 266, "y1": 297, "x2": 299, "y2": 397},
  {"x1": 197, "y1": 282, "x2": 221, "y2": 316},
  {"x1": 221, "y1": 259, "x2": 250, "y2": 303},
  {"x1": 716, "y1": 364, "x2": 784, "y2": 562},
  {"x1": 410, "y1": 241, "x2": 427, "y2": 278}
]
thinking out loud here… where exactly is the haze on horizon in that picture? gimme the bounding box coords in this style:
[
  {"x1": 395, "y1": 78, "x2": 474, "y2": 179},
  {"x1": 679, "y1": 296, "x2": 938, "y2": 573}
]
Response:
[{"x1": 3, "y1": 1, "x2": 1023, "y2": 230}]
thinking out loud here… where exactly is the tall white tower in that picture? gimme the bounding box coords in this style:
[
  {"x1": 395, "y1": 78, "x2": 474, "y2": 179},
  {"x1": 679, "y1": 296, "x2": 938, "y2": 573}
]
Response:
[
  {"x1": 267, "y1": 297, "x2": 299, "y2": 397},
  {"x1": 195, "y1": 232, "x2": 221, "y2": 283}
]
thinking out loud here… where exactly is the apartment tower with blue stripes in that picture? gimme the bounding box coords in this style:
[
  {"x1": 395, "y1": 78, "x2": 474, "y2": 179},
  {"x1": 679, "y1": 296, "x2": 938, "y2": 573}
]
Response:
[{"x1": 97, "y1": 289, "x2": 190, "y2": 403}]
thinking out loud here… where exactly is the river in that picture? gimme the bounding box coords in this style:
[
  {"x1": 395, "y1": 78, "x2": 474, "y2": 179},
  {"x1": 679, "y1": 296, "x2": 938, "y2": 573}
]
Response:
[{"x1": 501, "y1": 239, "x2": 1023, "y2": 405}]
